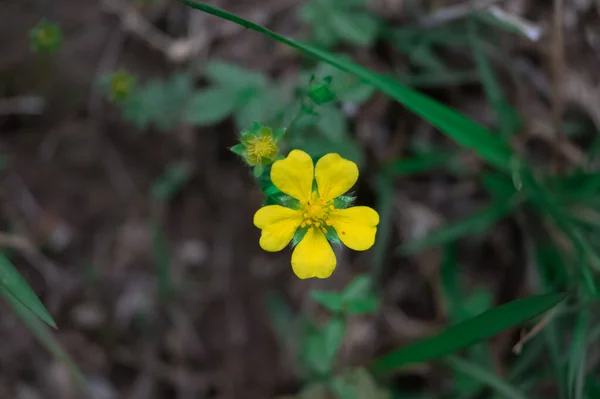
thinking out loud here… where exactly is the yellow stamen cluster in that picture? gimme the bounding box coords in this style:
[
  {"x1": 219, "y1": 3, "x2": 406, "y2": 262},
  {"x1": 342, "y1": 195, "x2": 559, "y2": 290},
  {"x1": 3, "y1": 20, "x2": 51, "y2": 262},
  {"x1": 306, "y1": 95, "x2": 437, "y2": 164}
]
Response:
[
  {"x1": 246, "y1": 135, "x2": 278, "y2": 165},
  {"x1": 300, "y1": 192, "x2": 335, "y2": 233}
]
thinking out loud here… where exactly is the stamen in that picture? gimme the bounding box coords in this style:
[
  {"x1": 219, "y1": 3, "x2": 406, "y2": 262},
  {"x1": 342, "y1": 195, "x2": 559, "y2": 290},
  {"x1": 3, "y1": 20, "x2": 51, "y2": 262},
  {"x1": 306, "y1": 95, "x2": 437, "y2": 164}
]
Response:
[
  {"x1": 306, "y1": 220, "x2": 312, "y2": 225},
  {"x1": 314, "y1": 222, "x2": 320, "y2": 227},
  {"x1": 321, "y1": 227, "x2": 327, "y2": 234},
  {"x1": 326, "y1": 220, "x2": 333, "y2": 226},
  {"x1": 301, "y1": 222, "x2": 306, "y2": 228},
  {"x1": 303, "y1": 213, "x2": 309, "y2": 218}
]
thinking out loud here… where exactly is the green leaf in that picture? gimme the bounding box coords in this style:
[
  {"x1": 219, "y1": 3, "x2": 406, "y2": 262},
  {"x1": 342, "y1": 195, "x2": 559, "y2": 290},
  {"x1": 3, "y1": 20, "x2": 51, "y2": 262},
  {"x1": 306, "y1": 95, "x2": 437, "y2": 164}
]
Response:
[
  {"x1": 369, "y1": 293, "x2": 566, "y2": 375},
  {"x1": 184, "y1": 88, "x2": 238, "y2": 125},
  {"x1": 345, "y1": 297, "x2": 378, "y2": 315},
  {"x1": 179, "y1": 0, "x2": 515, "y2": 171},
  {"x1": 0, "y1": 254, "x2": 56, "y2": 328},
  {"x1": 204, "y1": 60, "x2": 268, "y2": 89},
  {"x1": 324, "y1": 316, "x2": 346, "y2": 369},
  {"x1": 342, "y1": 275, "x2": 372, "y2": 301},
  {"x1": 151, "y1": 161, "x2": 193, "y2": 202},
  {"x1": 0, "y1": 289, "x2": 88, "y2": 392},
  {"x1": 445, "y1": 356, "x2": 529, "y2": 399},
  {"x1": 399, "y1": 197, "x2": 516, "y2": 255},
  {"x1": 311, "y1": 290, "x2": 344, "y2": 312}
]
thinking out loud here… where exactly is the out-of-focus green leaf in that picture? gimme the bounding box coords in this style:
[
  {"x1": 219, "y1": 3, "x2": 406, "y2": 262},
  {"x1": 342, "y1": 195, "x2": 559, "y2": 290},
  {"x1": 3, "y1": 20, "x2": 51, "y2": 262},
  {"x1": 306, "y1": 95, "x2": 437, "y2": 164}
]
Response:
[
  {"x1": 204, "y1": 60, "x2": 268, "y2": 89},
  {"x1": 184, "y1": 88, "x2": 238, "y2": 125},
  {"x1": 310, "y1": 290, "x2": 344, "y2": 313}
]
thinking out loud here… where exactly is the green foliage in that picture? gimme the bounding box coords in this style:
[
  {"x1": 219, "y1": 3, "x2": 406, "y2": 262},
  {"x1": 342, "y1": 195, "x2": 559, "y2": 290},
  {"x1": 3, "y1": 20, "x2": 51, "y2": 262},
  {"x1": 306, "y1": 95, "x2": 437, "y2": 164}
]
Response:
[
  {"x1": 121, "y1": 73, "x2": 194, "y2": 132},
  {"x1": 30, "y1": 20, "x2": 62, "y2": 54},
  {"x1": 369, "y1": 293, "x2": 565, "y2": 375},
  {"x1": 311, "y1": 275, "x2": 379, "y2": 315},
  {"x1": 1, "y1": 288, "x2": 88, "y2": 393},
  {"x1": 300, "y1": 0, "x2": 380, "y2": 48}
]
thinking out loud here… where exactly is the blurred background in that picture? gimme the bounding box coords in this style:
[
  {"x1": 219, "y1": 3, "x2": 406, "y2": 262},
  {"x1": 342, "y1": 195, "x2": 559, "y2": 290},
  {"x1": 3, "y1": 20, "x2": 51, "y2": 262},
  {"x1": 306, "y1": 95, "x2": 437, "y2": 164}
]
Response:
[{"x1": 1, "y1": 0, "x2": 600, "y2": 398}]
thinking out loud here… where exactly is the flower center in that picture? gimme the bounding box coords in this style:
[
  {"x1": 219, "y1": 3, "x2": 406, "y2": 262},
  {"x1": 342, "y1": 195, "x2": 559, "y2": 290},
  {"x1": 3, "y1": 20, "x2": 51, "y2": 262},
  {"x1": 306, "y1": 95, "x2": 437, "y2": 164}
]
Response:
[
  {"x1": 246, "y1": 135, "x2": 277, "y2": 164},
  {"x1": 301, "y1": 192, "x2": 334, "y2": 233}
]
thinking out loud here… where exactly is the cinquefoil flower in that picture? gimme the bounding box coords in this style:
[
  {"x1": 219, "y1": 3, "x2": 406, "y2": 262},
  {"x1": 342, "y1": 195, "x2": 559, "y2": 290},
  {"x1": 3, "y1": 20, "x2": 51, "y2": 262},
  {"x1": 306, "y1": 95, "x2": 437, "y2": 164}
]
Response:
[{"x1": 254, "y1": 150, "x2": 379, "y2": 279}]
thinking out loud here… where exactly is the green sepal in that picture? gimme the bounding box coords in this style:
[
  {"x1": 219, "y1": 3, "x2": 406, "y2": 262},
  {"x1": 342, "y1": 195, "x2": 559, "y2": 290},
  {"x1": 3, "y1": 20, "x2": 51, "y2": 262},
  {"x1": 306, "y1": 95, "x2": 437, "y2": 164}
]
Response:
[
  {"x1": 261, "y1": 157, "x2": 275, "y2": 166},
  {"x1": 230, "y1": 143, "x2": 246, "y2": 156},
  {"x1": 273, "y1": 128, "x2": 286, "y2": 141},
  {"x1": 240, "y1": 131, "x2": 254, "y2": 145},
  {"x1": 280, "y1": 196, "x2": 300, "y2": 209},
  {"x1": 259, "y1": 126, "x2": 273, "y2": 137},
  {"x1": 324, "y1": 226, "x2": 341, "y2": 244},
  {"x1": 253, "y1": 164, "x2": 264, "y2": 178},
  {"x1": 333, "y1": 195, "x2": 355, "y2": 209},
  {"x1": 292, "y1": 226, "x2": 308, "y2": 247}
]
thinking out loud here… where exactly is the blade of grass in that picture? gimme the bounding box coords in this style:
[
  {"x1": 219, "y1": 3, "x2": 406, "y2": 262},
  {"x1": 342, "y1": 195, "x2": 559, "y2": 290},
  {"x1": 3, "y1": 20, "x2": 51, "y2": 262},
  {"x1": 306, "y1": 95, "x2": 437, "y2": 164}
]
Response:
[
  {"x1": 180, "y1": 0, "x2": 516, "y2": 171},
  {"x1": 0, "y1": 253, "x2": 56, "y2": 328},
  {"x1": 445, "y1": 356, "x2": 529, "y2": 399},
  {"x1": 399, "y1": 196, "x2": 517, "y2": 255},
  {"x1": 468, "y1": 18, "x2": 518, "y2": 137},
  {"x1": 568, "y1": 310, "x2": 588, "y2": 399},
  {"x1": 0, "y1": 288, "x2": 88, "y2": 393},
  {"x1": 369, "y1": 292, "x2": 566, "y2": 375}
]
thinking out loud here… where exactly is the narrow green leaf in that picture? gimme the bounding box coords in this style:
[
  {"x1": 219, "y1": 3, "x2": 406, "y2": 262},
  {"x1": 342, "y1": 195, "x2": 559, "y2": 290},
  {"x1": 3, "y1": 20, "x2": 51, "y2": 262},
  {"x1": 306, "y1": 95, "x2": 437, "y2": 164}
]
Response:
[
  {"x1": 568, "y1": 311, "x2": 589, "y2": 399},
  {"x1": 0, "y1": 254, "x2": 56, "y2": 328},
  {"x1": 1, "y1": 289, "x2": 88, "y2": 392},
  {"x1": 179, "y1": 0, "x2": 515, "y2": 171},
  {"x1": 399, "y1": 197, "x2": 516, "y2": 255},
  {"x1": 445, "y1": 356, "x2": 529, "y2": 399},
  {"x1": 468, "y1": 19, "x2": 518, "y2": 137},
  {"x1": 369, "y1": 293, "x2": 566, "y2": 375}
]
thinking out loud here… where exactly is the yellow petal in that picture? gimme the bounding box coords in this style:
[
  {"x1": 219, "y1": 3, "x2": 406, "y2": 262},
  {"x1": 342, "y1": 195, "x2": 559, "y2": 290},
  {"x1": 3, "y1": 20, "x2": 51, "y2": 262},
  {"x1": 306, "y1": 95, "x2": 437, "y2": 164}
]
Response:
[
  {"x1": 315, "y1": 153, "x2": 359, "y2": 202},
  {"x1": 291, "y1": 227, "x2": 336, "y2": 279},
  {"x1": 329, "y1": 206, "x2": 379, "y2": 251},
  {"x1": 254, "y1": 205, "x2": 302, "y2": 252},
  {"x1": 271, "y1": 150, "x2": 314, "y2": 202}
]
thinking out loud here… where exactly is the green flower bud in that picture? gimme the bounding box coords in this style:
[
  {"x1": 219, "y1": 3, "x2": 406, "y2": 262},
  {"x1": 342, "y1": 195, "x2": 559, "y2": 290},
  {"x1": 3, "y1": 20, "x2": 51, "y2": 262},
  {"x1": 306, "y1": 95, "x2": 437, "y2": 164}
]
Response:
[{"x1": 30, "y1": 20, "x2": 62, "y2": 54}]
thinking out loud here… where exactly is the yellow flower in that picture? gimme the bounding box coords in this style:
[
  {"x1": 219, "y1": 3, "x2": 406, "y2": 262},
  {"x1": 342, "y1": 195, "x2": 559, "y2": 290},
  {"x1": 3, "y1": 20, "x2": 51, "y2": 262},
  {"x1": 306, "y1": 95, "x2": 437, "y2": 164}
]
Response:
[{"x1": 254, "y1": 150, "x2": 379, "y2": 279}]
